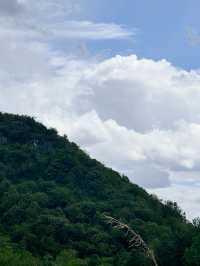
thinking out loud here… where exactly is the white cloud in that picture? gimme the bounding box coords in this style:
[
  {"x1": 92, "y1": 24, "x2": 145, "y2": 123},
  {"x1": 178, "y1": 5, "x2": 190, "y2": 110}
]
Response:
[
  {"x1": 48, "y1": 21, "x2": 135, "y2": 40},
  {"x1": 76, "y1": 55, "x2": 200, "y2": 132},
  {"x1": 0, "y1": 0, "x2": 135, "y2": 42},
  {"x1": 68, "y1": 111, "x2": 111, "y2": 146}
]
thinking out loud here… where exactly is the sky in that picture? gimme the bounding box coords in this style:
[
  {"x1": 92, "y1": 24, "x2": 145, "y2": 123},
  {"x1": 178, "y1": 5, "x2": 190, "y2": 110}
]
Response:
[{"x1": 1, "y1": 0, "x2": 200, "y2": 220}]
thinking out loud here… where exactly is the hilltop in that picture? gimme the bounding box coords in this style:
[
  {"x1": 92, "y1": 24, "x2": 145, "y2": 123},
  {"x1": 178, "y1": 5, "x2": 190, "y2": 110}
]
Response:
[{"x1": 0, "y1": 112, "x2": 199, "y2": 266}]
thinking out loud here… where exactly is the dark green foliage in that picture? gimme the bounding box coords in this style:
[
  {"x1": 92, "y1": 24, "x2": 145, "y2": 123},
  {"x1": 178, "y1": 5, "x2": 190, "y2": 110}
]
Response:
[{"x1": 0, "y1": 112, "x2": 198, "y2": 265}]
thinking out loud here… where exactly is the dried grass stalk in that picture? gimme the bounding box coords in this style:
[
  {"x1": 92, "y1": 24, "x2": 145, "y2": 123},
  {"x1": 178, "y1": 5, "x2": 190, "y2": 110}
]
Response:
[{"x1": 104, "y1": 215, "x2": 159, "y2": 266}]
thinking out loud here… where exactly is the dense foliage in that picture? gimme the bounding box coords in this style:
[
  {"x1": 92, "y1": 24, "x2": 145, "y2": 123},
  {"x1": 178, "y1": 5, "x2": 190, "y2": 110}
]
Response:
[{"x1": 0, "y1": 112, "x2": 199, "y2": 265}]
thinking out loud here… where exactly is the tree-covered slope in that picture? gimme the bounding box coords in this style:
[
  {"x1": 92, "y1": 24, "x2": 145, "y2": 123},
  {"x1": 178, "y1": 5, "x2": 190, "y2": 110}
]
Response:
[{"x1": 0, "y1": 112, "x2": 199, "y2": 266}]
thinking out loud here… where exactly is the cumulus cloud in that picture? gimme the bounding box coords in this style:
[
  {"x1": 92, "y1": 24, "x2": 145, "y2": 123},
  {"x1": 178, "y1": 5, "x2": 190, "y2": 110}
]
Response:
[{"x1": 74, "y1": 55, "x2": 200, "y2": 132}]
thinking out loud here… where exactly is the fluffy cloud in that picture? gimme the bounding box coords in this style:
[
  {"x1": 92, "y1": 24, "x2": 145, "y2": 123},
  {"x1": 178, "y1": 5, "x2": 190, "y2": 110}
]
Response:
[{"x1": 75, "y1": 55, "x2": 200, "y2": 132}]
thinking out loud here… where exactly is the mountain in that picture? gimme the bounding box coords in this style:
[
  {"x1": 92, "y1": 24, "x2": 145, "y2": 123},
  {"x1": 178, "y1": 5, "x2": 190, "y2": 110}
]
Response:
[{"x1": 0, "y1": 112, "x2": 199, "y2": 266}]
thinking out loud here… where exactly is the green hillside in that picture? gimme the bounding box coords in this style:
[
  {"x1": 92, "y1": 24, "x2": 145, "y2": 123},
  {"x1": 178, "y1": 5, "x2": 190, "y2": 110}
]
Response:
[{"x1": 0, "y1": 112, "x2": 199, "y2": 266}]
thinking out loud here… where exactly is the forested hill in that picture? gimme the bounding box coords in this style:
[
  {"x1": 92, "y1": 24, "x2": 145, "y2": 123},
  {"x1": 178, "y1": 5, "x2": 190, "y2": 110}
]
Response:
[{"x1": 0, "y1": 112, "x2": 199, "y2": 266}]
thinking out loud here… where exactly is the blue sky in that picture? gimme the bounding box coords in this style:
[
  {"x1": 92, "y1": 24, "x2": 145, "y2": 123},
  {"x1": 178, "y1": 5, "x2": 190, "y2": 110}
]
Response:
[
  {"x1": 73, "y1": 0, "x2": 200, "y2": 69},
  {"x1": 2, "y1": 0, "x2": 200, "y2": 219}
]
